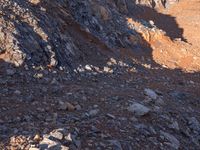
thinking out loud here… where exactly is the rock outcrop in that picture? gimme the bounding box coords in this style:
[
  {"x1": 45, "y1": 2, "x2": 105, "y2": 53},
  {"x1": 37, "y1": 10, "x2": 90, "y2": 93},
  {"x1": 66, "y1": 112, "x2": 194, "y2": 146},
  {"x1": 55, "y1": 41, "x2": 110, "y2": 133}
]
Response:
[{"x1": 0, "y1": 0, "x2": 179, "y2": 69}]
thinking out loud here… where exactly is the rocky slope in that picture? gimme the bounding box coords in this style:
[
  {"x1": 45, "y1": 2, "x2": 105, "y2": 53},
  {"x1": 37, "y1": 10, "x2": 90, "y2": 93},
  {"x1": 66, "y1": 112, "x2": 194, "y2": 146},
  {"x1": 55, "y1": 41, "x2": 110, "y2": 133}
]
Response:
[
  {"x1": 1, "y1": 0, "x2": 200, "y2": 150},
  {"x1": 0, "y1": 0, "x2": 181, "y2": 70}
]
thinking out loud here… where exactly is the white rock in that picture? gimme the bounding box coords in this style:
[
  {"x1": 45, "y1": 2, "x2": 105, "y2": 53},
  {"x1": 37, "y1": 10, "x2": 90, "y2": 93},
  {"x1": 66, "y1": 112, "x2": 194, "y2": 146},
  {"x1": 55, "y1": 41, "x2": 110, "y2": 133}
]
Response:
[
  {"x1": 127, "y1": 103, "x2": 150, "y2": 116},
  {"x1": 29, "y1": 148, "x2": 40, "y2": 150},
  {"x1": 85, "y1": 65, "x2": 92, "y2": 71},
  {"x1": 50, "y1": 130, "x2": 64, "y2": 140}
]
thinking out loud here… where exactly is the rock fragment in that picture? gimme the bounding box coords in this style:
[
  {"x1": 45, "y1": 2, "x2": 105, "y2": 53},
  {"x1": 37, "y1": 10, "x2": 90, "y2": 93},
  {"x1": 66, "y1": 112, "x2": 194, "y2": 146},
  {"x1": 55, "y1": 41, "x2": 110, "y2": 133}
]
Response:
[
  {"x1": 127, "y1": 103, "x2": 150, "y2": 116},
  {"x1": 144, "y1": 88, "x2": 158, "y2": 100}
]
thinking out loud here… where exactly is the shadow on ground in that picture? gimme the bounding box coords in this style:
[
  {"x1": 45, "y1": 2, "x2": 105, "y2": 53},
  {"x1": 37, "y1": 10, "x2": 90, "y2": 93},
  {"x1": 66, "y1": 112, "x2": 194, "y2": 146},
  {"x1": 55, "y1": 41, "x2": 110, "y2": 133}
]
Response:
[{"x1": 127, "y1": 3, "x2": 187, "y2": 42}]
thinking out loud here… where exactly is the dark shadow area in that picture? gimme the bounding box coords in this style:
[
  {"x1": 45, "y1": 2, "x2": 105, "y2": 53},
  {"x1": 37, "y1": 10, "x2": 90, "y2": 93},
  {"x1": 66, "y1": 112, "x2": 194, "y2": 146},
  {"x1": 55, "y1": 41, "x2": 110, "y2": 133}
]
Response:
[
  {"x1": 0, "y1": 0, "x2": 200, "y2": 149},
  {"x1": 127, "y1": 4, "x2": 187, "y2": 42}
]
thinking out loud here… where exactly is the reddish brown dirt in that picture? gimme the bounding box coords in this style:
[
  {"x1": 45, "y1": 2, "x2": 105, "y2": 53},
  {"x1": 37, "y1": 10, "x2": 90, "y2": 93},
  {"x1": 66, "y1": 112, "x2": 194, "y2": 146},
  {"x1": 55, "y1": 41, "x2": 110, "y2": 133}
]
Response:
[
  {"x1": 167, "y1": 0, "x2": 200, "y2": 47},
  {"x1": 123, "y1": 0, "x2": 200, "y2": 72},
  {"x1": 151, "y1": 0, "x2": 200, "y2": 71}
]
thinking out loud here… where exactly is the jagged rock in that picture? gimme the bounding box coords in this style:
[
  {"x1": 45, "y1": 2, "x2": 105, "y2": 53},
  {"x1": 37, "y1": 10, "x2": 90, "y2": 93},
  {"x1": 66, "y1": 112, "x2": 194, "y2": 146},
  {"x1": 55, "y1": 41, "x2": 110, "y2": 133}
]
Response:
[{"x1": 50, "y1": 130, "x2": 64, "y2": 140}]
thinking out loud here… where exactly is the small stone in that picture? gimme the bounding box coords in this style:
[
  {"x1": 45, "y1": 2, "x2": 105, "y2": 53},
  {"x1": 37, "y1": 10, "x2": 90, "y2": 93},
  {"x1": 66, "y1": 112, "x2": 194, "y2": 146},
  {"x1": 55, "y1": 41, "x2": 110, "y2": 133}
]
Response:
[
  {"x1": 127, "y1": 103, "x2": 150, "y2": 116},
  {"x1": 33, "y1": 134, "x2": 41, "y2": 142},
  {"x1": 61, "y1": 145, "x2": 69, "y2": 150},
  {"x1": 149, "y1": 20, "x2": 155, "y2": 26},
  {"x1": 50, "y1": 130, "x2": 64, "y2": 140},
  {"x1": 85, "y1": 65, "x2": 92, "y2": 71},
  {"x1": 88, "y1": 109, "x2": 99, "y2": 117},
  {"x1": 130, "y1": 116, "x2": 138, "y2": 122},
  {"x1": 144, "y1": 88, "x2": 158, "y2": 100},
  {"x1": 6, "y1": 69, "x2": 16, "y2": 76},
  {"x1": 39, "y1": 137, "x2": 60, "y2": 149},
  {"x1": 169, "y1": 121, "x2": 180, "y2": 131},
  {"x1": 29, "y1": 0, "x2": 40, "y2": 5},
  {"x1": 75, "y1": 104, "x2": 81, "y2": 110},
  {"x1": 14, "y1": 90, "x2": 21, "y2": 95},
  {"x1": 65, "y1": 133, "x2": 73, "y2": 142},
  {"x1": 160, "y1": 131, "x2": 180, "y2": 149},
  {"x1": 108, "y1": 140, "x2": 122, "y2": 150},
  {"x1": 155, "y1": 98, "x2": 165, "y2": 106},
  {"x1": 59, "y1": 101, "x2": 75, "y2": 111},
  {"x1": 103, "y1": 67, "x2": 113, "y2": 73},
  {"x1": 188, "y1": 117, "x2": 200, "y2": 132},
  {"x1": 29, "y1": 148, "x2": 40, "y2": 150},
  {"x1": 106, "y1": 113, "x2": 116, "y2": 119},
  {"x1": 34, "y1": 73, "x2": 43, "y2": 79},
  {"x1": 51, "y1": 78, "x2": 59, "y2": 85}
]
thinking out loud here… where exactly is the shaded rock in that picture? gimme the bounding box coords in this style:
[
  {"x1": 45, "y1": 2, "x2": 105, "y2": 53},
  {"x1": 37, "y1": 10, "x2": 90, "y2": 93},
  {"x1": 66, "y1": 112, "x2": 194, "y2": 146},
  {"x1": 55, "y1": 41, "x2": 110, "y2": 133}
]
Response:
[
  {"x1": 50, "y1": 130, "x2": 64, "y2": 140},
  {"x1": 160, "y1": 131, "x2": 180, "y2": 149},
  {"x1": 144, "y1": 88, "x2": 158, "y2": 100},
  {"x1": 106, "y1": 113, "x2": 116, "y2": 119},
  {"x1": 108, "y1": 140, "x2": 122, "y2": 150},
  {"x1": 59, "y1": 101, "x2": 75, "y2": 111},
  {"x1": 188, "y1": 117, "x2": 200, "y2": 133},
  {"x1": 88, "y1": 109, "x2": 99, "y2": 117},
  {"x1": 127, "y1": 103, "x2": 150, "y2": 116},
  {"x1": 6, "y1": 69, "x2": 16, "y2": 76},
  {"x1": 14, "y1": 90, "x2": 21, "y2": 95},
  {"x1": 169, "y1": 121, "x2": 180, "y2": 131},
  {"x1": 170, "y1": 91, "x2": 188, "y2": 100},
  {"x1": 39, "y1": 137, "x2": 60, "y2": 149}
]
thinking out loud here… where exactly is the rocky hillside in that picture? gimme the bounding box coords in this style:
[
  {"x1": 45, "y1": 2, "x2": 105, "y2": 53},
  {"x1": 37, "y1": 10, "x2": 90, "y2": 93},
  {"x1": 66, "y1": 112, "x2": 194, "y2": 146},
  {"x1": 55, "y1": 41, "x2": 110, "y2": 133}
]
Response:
[
  {"x1": 0, "y1": 0, "x2": 180, "y2": 70},
  {"x1": 1, "y1": 0, "x2": 200, "y2": 150}
]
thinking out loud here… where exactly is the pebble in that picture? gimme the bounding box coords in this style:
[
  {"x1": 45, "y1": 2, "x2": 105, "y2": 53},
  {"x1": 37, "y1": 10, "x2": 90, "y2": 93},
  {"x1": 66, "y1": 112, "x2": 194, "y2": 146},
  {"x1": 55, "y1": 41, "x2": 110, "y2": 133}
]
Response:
[
  {"x1": 33, "y1": 134, "x2": 41, "y2": 142},
  {"x1": 6, "y1": 69, "x2": 16, "y2": 76},
  {"x1": 14, "y1": 90, "x2": 21, "y2": 95},
  {"x1": 160, "y1": 131, "x2": 180, "y2": 149},
  {"x1": 106, "y1": 113, "x2": 116, "y2": 119},
  {"x1": 144, "y1": 88, "x2": 158, "y2": 100},
  {"x1": 88, "y1": 109, "x2": 99, "y2": 117},
  {"x1": 59, "y1": 101, "x2": 75, "y2": 111},
  {"x1": 188, "y1": 117, "x2": 200, "y2": 133},
  {"x1": 50, "y1": 130, "x2": 64, "y2": 140},
  {"x1": 127, "y1": 103, "x2": 150, "y2": 116},
  {"x1": 108, "y1": 140, "x2": 122, "y2": 150},
  {"x1": 169, "y1": 121, "x2": 180, "y2": 131}
]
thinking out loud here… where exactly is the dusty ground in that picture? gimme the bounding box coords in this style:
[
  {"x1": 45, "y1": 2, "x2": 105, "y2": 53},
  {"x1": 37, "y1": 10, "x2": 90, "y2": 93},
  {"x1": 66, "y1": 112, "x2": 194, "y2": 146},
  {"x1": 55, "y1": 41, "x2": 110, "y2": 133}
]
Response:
[{"x1": 0, "y1": 0, "x2": 200, "y2": 150}]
